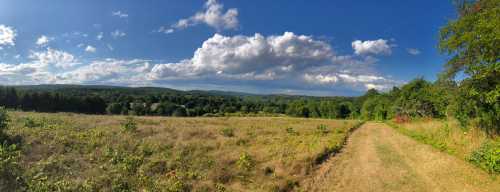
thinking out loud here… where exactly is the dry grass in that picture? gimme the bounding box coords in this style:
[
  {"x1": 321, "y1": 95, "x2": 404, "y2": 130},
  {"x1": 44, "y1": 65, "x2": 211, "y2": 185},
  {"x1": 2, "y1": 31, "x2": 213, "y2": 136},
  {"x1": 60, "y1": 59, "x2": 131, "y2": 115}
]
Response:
[
  {"x1": 396, "y1": 118, "x2": 491, "y2": 159},
  {"x1": 6, "y1": 111, "x2": 361, "y2": 191}
]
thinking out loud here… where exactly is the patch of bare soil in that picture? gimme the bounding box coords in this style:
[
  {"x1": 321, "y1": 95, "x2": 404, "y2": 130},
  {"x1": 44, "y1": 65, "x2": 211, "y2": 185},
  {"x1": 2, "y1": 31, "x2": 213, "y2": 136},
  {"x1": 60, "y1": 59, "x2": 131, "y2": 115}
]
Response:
[{"x1": 299, "y1": 123, "x2": 499, "y2": 192}]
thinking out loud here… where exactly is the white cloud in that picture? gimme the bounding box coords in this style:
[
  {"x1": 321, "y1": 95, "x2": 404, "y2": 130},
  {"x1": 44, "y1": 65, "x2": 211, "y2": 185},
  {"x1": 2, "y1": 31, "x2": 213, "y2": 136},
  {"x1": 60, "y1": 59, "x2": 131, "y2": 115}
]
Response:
[
  {"x1": 304, "y1": 73, "x2": 398, "y2": 91},
  {"x1": 0, "y1": 25, "x2": 16, "y2": 46},
  {"x1": 352, "y1": 39, "x2": 392, "y2": 55},
  {"x1": 59, "y1": 59, "x2": 151, "y2": 84},
  {"x1": 148, "y1": 32, "x2": 400, "y2": 91},
  {"x1": 407, "y1": 48, "x2": 421, "y2": 55},
  {"x1": 97, "y1": 32, "x2": 104, "y2": 40},
  {"x1": 85, "y1": 45, "x2": 96, "y2": 53},
  {"x1": 0, "y1": 32, "x2": 402, "y2": 93},
  {"x1": 111, "y1": 30, "x2": 126, "y2": 39},
  {"x1": 166, "y1": 0, "x2": 238, "y2": 34},
  {"x1": 148, "y1": 32, "x2": 333, "y2": 80},
  {"x1": 29, "y1": 48, "x2": 78, "y2": 69},
  {"x1": 304, "y1": 74, "x2": 338, "y2": 84},
  {"x1": 36, "y1": 35, "x2": 51, "y2": 46},
  {"x1": 157, "y1": 26, "x2": 174, "y2": 34},
  {"x1": 112, "y1": 11, "x2": 128, "y2": 18}
]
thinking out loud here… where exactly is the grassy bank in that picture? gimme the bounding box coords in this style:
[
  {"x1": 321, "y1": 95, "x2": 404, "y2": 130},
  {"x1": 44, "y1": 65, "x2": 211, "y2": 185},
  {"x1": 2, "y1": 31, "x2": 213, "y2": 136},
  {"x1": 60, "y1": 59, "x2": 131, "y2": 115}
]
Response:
[
  {"x1": 387, "y1": 119, "x2": 499, "y2": 174},
  {"x1": 2, "y1": 111, "x2": 361, "y2": 191}
]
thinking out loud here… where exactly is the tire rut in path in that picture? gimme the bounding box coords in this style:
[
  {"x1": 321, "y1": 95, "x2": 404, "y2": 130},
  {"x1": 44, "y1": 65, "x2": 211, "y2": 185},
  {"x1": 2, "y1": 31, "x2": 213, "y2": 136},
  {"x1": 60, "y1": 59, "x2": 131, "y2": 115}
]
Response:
[{"x1": 299, "y1": 122, "x2": 499, "y2": 192}]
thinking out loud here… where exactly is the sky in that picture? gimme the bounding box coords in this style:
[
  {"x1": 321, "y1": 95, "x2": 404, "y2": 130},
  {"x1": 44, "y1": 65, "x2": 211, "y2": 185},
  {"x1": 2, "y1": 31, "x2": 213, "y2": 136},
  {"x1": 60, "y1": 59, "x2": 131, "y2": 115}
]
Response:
[{"x1": 0, "y1": 0, "x2": 457, "y2": 96}]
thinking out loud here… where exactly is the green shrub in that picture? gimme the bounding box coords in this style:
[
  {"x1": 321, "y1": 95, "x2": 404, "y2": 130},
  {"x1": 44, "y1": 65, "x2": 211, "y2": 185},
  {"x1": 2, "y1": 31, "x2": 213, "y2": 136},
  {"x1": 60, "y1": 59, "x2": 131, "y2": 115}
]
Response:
[
  {"x1": 0, "y1": 107, "x2": 9, "y2": 137},
  {"x1": 220, "y1": 127, "x2": 234, "y2": 137},
  {"x1": 237, "y1": 152, "x2": 255, "y2": 171},
  {"x1": 121, "y1": 117, "x2": 138, "y2": 132},
  {"x1": 468, "y1": 141, "x2": 500, "y2": 174},
  {"x1": 21, "y1": 117, "x2": 40, "y2": 128}
]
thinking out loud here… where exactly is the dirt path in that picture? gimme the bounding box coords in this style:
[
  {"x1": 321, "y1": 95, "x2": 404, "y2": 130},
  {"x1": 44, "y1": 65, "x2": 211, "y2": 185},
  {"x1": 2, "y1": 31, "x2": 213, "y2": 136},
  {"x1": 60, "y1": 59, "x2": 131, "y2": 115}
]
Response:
[{"x1": 300, "y1": 122, "x2": 499, "y2": 192}]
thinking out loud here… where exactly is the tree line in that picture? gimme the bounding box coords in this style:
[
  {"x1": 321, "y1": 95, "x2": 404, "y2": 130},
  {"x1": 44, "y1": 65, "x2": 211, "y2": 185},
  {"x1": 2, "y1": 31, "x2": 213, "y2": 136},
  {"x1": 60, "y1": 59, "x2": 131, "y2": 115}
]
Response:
[
  {"x1": 360, "y1": 0, "x2": 499, "y2": 134},
  {"x1": 0, "y1": 86, "x2": 360, "y2": 119}
]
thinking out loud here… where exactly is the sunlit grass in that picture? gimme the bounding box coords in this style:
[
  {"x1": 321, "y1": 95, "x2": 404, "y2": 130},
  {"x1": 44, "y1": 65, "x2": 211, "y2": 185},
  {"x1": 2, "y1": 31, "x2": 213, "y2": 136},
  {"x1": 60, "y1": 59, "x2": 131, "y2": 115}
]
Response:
[{"x1": 6, "y1": 111, "x2": 361, "y2": 191}]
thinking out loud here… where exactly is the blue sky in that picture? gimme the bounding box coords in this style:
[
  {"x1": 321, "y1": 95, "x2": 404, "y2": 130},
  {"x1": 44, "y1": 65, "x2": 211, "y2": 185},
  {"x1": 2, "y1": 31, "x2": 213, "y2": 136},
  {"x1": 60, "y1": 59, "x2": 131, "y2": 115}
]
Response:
[{"x1": 0, "y1": 0, "x2": 457, "y2": 96}]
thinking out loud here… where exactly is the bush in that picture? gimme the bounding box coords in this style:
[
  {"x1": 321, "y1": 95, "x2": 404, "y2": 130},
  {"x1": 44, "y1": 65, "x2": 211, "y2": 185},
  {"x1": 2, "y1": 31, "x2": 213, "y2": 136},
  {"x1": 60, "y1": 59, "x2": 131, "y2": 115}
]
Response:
[
  {"x1": 21, "y1": 117, "x2": 40, "y2": 128},
  {"x1": 220, "y1": 127, "x2": 234, "y2": 137},
  {"x1": 0, "y1": 107, "x2": 9, "y2": 136},
  {"x1": 0, "y1": 143, "x2": 24, "y2": 191},
  {"x1": 121, "y1": 117, "x2": 138, "y2": 132},
  {"x1": 468, "y1": 141, "x2": 500, "y2": 174}
]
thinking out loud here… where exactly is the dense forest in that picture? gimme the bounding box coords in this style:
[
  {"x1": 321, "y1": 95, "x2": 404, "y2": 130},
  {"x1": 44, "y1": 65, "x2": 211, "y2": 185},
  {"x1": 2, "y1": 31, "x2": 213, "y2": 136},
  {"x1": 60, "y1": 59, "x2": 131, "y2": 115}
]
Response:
[{"x1": 0, "y1": 85, "x2": 357, "y2": 119}]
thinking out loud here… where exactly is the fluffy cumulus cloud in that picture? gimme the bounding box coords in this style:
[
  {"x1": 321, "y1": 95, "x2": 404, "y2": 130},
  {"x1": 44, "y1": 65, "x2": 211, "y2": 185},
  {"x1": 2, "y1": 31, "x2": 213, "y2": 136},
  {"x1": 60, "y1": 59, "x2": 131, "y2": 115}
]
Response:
[
  {"x1": 149, "y1": 32, "x2": 333, "y2": 80},
  {"x1": 29, "y1": 48, "x2": 78, "y2": 69},
  {"x1": 0, "y1": 25, "x2": 16, "y2": 47},
  {"x1": 148, "y1": 32, "x2": 401, "y2": 91},
  {"x1": 162, "y1": 0, "x2": 238, "y2": 34},
  {"x1": 352, "y1": 39, "x2": 392, "y2": 55},
  {"x1": 0, "y1": 48, "x2": 80, "y2": 84}
]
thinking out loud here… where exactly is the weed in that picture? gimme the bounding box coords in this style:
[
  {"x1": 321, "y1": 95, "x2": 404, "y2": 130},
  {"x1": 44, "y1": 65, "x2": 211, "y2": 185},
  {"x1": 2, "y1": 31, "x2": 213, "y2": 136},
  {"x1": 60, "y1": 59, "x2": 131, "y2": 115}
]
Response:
[
  {"x1": 316, "y1": 124, "x2": 329, "y2": 135},
  {"x1": 121, "y1": 117, "x2": 138, "y2": 132},
  {"x1": 468, "y1": 140, "x2": 500, "y2": 174},
  {"x1": 237, "y1": 152, "x2": 255, "y2": 171},
  {"x1": 286, "y1": 127, "x2": 299, "y2": 135},
  {"x1": 21, "y1": 117, "x2": 40, "y2": 128}
]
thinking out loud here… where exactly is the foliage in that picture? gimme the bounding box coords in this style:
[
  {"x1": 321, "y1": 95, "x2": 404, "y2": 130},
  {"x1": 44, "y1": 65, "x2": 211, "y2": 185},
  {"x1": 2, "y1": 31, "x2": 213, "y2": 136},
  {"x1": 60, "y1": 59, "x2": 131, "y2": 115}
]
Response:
[
  {"x1": 439, "y1": 0, "x2": 500, "y2": 134},
  {"x1": 121, "y1": 117, "x2": 138, "y2": 132},
  {"x1": 0, "y1": 85, "x2": 359, "y2": 119},
  {"x1": 0, "y1": 143, "x2": 24, "y2": 191},
  {"x1": 0, "y1": 107, "x2": 9, "y2": 138},
  {"x1": 360, "y1": 79, "x2": 454, "y2": 122},
  {"x1": 236, "y1": 152, "x2": 255, "y2": 172},
  {"x1": 468, "y1": 140, "x2": 500, "y2": 174}
]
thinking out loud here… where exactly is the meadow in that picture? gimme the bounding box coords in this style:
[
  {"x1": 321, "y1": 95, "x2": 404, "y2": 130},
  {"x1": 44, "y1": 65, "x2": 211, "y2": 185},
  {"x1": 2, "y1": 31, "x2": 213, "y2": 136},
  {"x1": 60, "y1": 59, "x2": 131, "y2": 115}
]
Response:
[{"x1": 2, "y1": 111, "x2": 362, "y2": 192}]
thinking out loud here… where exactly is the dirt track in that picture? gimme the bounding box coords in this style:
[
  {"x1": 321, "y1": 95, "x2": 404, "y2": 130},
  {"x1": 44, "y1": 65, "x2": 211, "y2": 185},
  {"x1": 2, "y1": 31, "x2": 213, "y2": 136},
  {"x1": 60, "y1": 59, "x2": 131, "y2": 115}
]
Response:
[{"x1": 300, "y1": 122, "x2": 499, "y2": 192}]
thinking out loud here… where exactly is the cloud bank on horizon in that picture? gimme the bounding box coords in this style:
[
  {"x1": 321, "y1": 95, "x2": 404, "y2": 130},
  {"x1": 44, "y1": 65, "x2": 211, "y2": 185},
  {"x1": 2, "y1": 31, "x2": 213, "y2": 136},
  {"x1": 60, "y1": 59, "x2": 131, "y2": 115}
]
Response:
[{"x1": 0, "y1": 0, "x2": 443, "y2": 96}]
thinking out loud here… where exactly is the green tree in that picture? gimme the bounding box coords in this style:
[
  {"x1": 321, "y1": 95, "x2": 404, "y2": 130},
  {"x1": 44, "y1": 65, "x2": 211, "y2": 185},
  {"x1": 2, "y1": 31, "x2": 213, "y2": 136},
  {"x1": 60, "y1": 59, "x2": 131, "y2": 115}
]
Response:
[{"x1": 439, "y1": 0, "x2": 499, "y2": 133}]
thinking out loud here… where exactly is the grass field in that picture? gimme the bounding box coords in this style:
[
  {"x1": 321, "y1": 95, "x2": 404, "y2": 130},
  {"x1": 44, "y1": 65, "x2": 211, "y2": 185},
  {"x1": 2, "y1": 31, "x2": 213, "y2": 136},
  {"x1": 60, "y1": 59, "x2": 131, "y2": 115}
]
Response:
[
  {"x1": 4, "y1": 111, "x2": 361, "y2": 191},
  {"x1": 387, "y1": 119, "x2": 499, "y2": 174}
]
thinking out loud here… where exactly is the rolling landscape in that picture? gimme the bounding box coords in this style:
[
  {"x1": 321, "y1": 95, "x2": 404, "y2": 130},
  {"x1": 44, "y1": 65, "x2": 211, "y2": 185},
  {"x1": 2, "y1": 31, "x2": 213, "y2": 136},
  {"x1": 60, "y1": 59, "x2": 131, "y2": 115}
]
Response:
[{"x1": 0, "y1": 0, "x2": 499, "y2": 191}]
